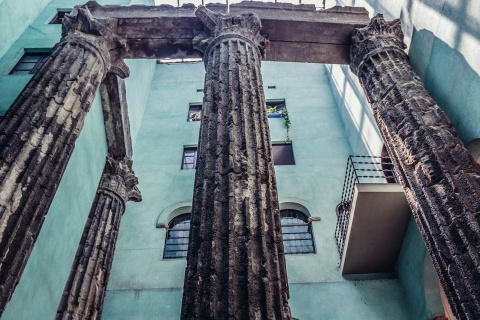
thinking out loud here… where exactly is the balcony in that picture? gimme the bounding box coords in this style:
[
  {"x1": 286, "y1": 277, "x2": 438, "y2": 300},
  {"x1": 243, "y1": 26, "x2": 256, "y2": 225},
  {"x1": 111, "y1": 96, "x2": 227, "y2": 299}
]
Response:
[{"x1": 335, "y1": 156, "x2": 411, "y2": 276}]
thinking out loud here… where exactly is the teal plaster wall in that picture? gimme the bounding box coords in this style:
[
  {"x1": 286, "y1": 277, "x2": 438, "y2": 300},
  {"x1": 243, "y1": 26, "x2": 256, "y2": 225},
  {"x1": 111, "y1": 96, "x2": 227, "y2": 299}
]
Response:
[
  {"x1": 103, "y1": 61, "x2": 412, "y2": 319},
  {"x1": 0, "y1": 0, "x2": 51, "y2": 60},
  {"x1": 334, "y1": 0, "x2": 480, "y2": 145}
]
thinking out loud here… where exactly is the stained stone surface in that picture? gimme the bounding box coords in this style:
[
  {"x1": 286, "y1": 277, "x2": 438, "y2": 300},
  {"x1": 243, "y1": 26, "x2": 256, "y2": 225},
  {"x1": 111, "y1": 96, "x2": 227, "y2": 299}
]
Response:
[
  {"x1": 0, "y1": 3, "x2": 127, "y2": 315},
  {"x1": 56, "y1": 156, "x2": 141, "y2": 320},
  {"x1": 350, "y1": 14, "x2": 480, "y2": 320},
  {"x1": 181, "y1": 7, "x2": 291, "y2": 320}
]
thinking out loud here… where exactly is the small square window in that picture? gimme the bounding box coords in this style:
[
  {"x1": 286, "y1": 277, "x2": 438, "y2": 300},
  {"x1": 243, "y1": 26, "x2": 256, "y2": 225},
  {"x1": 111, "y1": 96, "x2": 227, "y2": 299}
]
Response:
[
  {"x1": 10, "y1": 52, "x2": 49, "y2": 75},
  {"x1": 272, "y1": 143, "x2": 295, "y2": 165},
  {"x1": 266, "y1": 100, "x2": 286, "y2": 118},
  {"x1": 187, "y1": 104, "x2": 202, "y2": 122},
  {"x1": 50, "y1": 10, "x2": 71, "y2": 24},
  {"x1": 182, "y1": 147, "x2": 198, "y2": 170}
]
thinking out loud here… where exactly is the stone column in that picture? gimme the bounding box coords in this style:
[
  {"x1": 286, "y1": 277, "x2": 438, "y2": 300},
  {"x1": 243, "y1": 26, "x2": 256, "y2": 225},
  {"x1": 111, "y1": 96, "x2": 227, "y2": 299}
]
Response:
[
  {"x1": 181, "y1": 7, "x2": 291, "y2": 320},
  {"x1": 350, "y1": 15, "x2": 480, "y2": 320},
  {"x1": 0, "y1": 4, "x2": 128, "y2": 314},
  {"x1": 56, "y1": 156, "x2": 141, "y2": 320}
]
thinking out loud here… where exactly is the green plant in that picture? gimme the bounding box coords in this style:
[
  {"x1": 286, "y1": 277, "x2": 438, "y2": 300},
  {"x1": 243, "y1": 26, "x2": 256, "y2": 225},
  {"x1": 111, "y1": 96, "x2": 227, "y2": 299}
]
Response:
[
  {"x1": 281, "y1": 109, "x2": 291, "y2": 143},
  {"x1": 267, "y1": 106, "x2": 278, "y2": 114}
]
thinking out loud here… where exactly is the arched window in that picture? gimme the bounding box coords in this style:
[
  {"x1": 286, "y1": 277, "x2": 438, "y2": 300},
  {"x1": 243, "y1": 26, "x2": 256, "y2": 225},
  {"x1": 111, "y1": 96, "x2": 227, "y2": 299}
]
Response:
[
  {"x1": 163, "y1": 214, "x2": 191, "y2": 259},
  {"x1": 280, "y1": 209, "x2": 315, "y2": 254}
]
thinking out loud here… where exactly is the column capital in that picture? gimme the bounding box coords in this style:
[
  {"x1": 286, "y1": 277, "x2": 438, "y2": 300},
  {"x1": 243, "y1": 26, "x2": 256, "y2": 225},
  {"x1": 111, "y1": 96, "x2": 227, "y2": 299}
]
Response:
[
  {"x1": 349, "y1": 14, "x2": 407, "y2": 76},
  {"x1": 62, "y1": 1, "x2": 129, "y2": 78},
  {"x1": 193, "y1": 6, "x2": 268, "y2": 61},
  {"x1": 98, "y1": 156, "x2": 142, "y2": 204}
]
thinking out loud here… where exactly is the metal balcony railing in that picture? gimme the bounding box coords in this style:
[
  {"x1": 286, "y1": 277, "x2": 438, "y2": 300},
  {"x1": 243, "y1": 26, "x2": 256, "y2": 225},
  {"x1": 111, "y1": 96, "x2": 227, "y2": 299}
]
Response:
[{"x1": 334, "y1": 155, "x2": 398, "y2": 257}]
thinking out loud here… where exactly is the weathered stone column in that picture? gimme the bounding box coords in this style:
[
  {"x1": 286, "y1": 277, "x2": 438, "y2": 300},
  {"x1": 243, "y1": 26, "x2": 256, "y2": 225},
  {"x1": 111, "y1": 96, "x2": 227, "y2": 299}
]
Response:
[
  {"x1": 56, "y1": 156, "x2": 140, "y2": 320},
  {"x1": 350, "y1": 15, "x2": 480, "y2": 320},
  {"x1": 181, "y1": 7, "x2": 291, "y2": 320},
  {"x1": 0, "y1": 4, "x2": 128, "y2": 314}
]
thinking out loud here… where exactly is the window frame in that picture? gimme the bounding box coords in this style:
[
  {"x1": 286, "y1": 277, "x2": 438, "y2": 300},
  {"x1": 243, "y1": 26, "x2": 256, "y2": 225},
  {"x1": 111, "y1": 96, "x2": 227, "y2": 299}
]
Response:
[
  {"x1": 163, "y1": 213, "x2": 191, "y2": 260},
  {"x1": 49, "y1": 9, "x2": 72, "y2": 24},
  {"x1": 187, "y1": 103, "x2": 202, "y2": 122},
  {"x1": 181, "y1": 147, "x2": 198, "y2": 170},
  {"x1": 266, "y1": 99, "x2": 286, "y2": 118},
  {"x1": 10, "y1": 51, "x2": 50, "y2": 75},
  {"x1": 272, "y1": 142, "x2": 295, "y2": 166}
]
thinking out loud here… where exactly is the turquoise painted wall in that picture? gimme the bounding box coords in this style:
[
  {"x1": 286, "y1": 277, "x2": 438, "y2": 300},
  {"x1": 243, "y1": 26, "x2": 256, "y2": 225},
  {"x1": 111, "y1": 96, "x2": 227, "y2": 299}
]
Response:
[
  {"x1": 103, "y1": 61, "x2": 412, "y2": 319},
  {"x1": 0, "y1": 0, "x2": 51, "y2": 60}
]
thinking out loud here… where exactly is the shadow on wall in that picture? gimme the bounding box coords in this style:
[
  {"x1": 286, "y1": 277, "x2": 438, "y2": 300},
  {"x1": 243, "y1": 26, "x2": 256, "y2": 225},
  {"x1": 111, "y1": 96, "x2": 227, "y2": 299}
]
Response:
[
  {"x1": 326, "y1": 63, "x2": 383, "y2": 156},
  {"x1": 410, "y1": 28, "x2": 480, "y2": 144}
]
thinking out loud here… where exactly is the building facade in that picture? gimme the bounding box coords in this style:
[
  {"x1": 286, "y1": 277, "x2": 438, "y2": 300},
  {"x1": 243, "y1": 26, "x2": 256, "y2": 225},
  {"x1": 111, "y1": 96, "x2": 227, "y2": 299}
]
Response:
[{"x1": 0, "y1": 0, "x2": 478, "y2": 319}]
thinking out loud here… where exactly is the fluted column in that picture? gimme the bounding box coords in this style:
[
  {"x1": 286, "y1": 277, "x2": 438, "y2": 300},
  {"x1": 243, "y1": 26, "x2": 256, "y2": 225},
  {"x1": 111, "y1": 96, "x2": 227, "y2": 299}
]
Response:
[
  {"x1": 181, "y1": 7, "x2": 290, "y2": 320},
  {"x1": 0, "y1": 3, "x2": 129, "y2": 314},
  {"x1": 56, "y1": 156, "x2": 141, "y2": 320},
  {"x1": 350, "y1": 15, "x2": 480, "y2": 320}
]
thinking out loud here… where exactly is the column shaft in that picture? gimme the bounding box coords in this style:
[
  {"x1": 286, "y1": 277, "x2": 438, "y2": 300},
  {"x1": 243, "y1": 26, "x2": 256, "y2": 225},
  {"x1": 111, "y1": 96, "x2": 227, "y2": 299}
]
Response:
[
  {"x1": 350, "y1": 15, "x2": 480, "y2": 320},
  {"x1": 56, "y1": 157, "x2": 141, "y2": 320},
  {"x1": 0, "y1": 37, "x2": 107, "y2": 313},
  {"x1": 181, "y1": 7, "x2": 290, "y2": 320}
]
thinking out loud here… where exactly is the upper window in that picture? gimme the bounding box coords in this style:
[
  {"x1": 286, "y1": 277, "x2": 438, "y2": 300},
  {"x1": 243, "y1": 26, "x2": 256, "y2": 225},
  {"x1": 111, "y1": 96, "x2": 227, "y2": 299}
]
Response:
[
  {"x1": 281, "y1": 209, "x2": 315, "y2": 254},
  {"x1": 187, "y1": 104, "x2": 202, "y2": 122},
  {"x1": 10, "y1": 52, "x2": 49, "y2": 75},
  {"x1": 266, "y1": 100, "x2": 286, "y2": 118},
  {"x1": 163, "y1": 214, "x2": 191, "y2": 259},
  {"x1": 182, "y1": 147, "x2": 198, "y2": 170},
  {"x1": 50, "y1": 10, "x2": 71, "y2": 24},
  {"x1": 272, "y1": 143, "x2": 295, "y2": 165}
]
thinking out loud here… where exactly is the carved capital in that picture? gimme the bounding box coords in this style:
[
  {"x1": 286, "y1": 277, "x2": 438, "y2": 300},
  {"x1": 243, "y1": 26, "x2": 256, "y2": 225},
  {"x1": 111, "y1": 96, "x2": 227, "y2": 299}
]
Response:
[
  {"x1": 98, "y1": 156, "x2": 142, "y2": 204},
  {"x1": 350, "y1": 14, "x2": 407, "y2": 76},
  {"x1": 193, "y1": 6, "x2": 268, "y2": 62},
  {"x1": 62, "y1": 1, "x2": 129, "y2": 78}
]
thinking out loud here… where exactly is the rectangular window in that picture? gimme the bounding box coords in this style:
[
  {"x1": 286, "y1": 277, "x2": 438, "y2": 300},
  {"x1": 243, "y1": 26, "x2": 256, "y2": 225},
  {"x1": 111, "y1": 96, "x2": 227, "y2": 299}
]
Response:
[
  {"x1": 182, "y1": 147, "x2": 197, "y2": 170},
  {"x1": 266, "y1": 100, "x2": 286, "y2": 118},
  {"x1": 272, "y1": 143, "x2": 295, "y2": 165},
  {"x1": 10, "y1": 52, "x2": 49, "y2": 75},
  {"x1": 187, "y1": 104, "x2": 202, "y2": 122},
  {"x1": 50, "y1": 10, "x2": 71, "y2": 24}
]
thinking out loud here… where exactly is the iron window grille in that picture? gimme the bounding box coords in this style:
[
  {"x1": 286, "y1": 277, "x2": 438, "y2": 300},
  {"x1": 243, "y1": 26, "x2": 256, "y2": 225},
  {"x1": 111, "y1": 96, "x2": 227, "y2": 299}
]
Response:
[
  {"x1": 182, "y1": 147, "x2": 197, "y2": 170},
  {"x1": 281, "y1": 209, "x2": 315, "y2": 254},
  {"x1": 10, "y1": 52, "x2": 49, "y2": 75},
  {"x1": 163, "y1": 214, "x2": 191, "y2": 259},
  {"x1": 335, "y1": 155, "x2": 398, "y2": 257},
  {"x1": 187, "y1": 104, "x2": 202, "y2": 122}
]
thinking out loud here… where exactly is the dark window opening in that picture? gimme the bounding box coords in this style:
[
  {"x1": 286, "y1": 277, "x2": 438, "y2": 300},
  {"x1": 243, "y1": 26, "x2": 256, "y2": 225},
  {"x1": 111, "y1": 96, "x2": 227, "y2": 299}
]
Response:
[
  {"x1": 187, "y1": 104, "x2": 202, "y2": 122},
  {"x1": 272, "y1": 143, "x2": 295, "y2": 165},
  {"x1": 266, "y1": 100, "x2": 286, "y2": 118},
  {"x1": 50, "y1": 10, "x2": 71, "y2": 24},
  {"x1": 163, "y1": 214, "x2": 190, "y2": 259},
  {"x1": 182, "y1": 147, "x2": 197, "y2": 170},
  {"x1": 281, "y1": 209, "x2": 315, "y2": 254},
  {"x1": 10, "y1": 52, "x2": 49, "y2": 75}
]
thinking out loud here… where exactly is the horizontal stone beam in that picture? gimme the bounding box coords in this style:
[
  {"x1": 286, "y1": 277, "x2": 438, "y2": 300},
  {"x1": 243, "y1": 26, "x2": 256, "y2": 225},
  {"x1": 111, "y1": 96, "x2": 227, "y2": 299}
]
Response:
[{"x1": 85, "y1": 1, "x2": 369, "y2": 64}]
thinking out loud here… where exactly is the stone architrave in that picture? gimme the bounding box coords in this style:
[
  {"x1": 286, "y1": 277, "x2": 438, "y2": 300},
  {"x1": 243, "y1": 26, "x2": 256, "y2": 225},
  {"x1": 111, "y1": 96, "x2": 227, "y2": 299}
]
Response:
[
  {"x1": 350, "y1": 15, "x2": 480, "y2": 320},
  {"x1": 56, "y1": 156, "x2": 141, "y2": 320},
  {"x1": 181, "y1": 7, "x2": 291, "y2": 319},
  {"x1": 0, "y1": 4, "x2": 129, "y2": 314}
]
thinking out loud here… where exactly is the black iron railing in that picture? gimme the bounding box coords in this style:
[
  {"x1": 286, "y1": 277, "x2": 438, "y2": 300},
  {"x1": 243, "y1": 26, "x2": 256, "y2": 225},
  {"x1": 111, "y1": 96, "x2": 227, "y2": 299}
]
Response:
[{"x1": 334, "y1": 155, "x2": 398, "y2": 257}]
